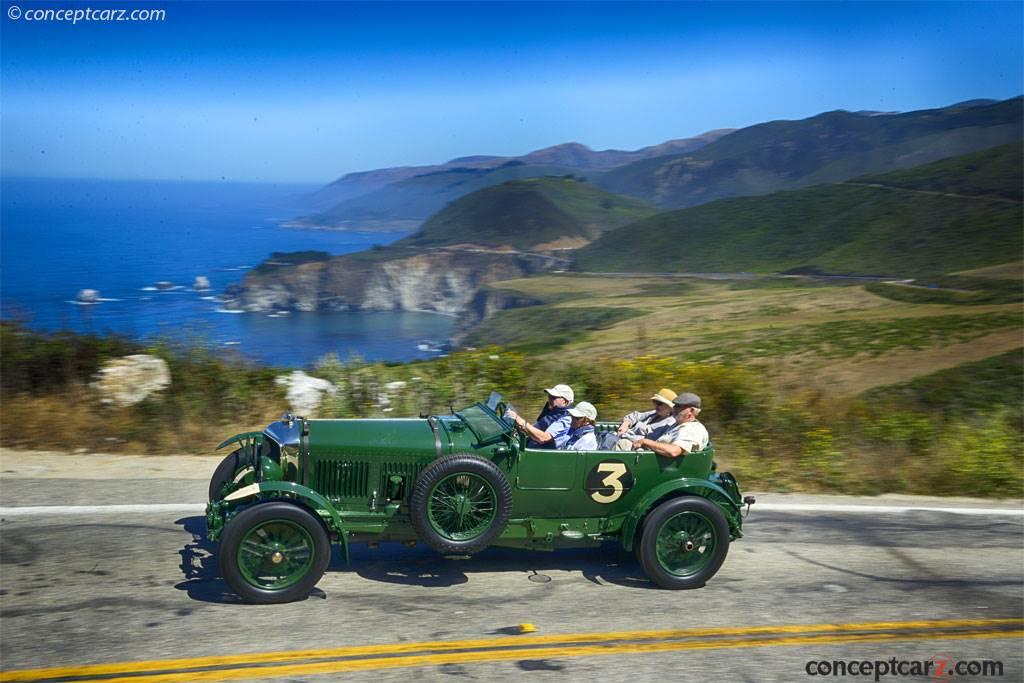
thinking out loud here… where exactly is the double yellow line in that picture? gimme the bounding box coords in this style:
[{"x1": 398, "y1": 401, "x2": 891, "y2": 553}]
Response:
[{"x1": 2, "y1": 618, "x2": 1021, "y2": 682}]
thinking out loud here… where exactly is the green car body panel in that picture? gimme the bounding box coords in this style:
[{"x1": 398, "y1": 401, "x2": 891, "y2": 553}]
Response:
[{"x1": 207, "y1": 394, "x2": 751, "y2": 600}]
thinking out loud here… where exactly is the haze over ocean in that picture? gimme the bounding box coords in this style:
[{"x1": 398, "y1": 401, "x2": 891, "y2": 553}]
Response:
[{"x1": 0, "y1": 177, "x2": 452, "y2": 366}]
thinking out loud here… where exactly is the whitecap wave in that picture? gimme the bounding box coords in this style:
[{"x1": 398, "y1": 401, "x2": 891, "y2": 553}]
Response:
[{"x1": 215, "y1": 308, "x2": 245, "y2": 314}]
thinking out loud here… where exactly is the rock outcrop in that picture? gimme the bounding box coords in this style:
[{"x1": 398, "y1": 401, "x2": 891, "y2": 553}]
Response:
[
  {"x1": 275, "y1": 371, "x2": 337, "y2": 416},
  {"x1": 223, "y1": 247, "x2": 564, "y2": 318},
  {"x1": 94, "y1": 355, "x2": 171, "y2": 407}
]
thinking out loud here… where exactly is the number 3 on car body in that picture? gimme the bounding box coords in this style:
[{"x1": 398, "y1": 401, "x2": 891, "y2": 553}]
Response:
[{"x1": 587, "y1": 460, "x2": 634, "y2": 504}]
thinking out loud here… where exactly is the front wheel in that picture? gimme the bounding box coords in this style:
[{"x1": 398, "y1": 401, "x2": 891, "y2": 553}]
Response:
[
  {"x1": 638, "y1": 496, "x2": 730, "y2": 589},
  {"x1": 218, "y1": 501, "x2": 330, "y2": 604},
  {"x1": 208, "y1": 449, "x2": 254, "y2": 501}
]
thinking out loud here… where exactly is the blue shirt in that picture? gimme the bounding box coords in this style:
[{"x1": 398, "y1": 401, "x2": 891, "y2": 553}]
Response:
[
  {"x1": 564, "y1": 425, "x2": 597, "y2": 451},
  {"x1": 528, "y1": 404, "x2": 572, "y2": 449}
]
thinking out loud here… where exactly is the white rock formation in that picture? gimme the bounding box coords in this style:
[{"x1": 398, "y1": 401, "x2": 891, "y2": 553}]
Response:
[
  {"x1": 193, "y1": 276, "x2": 211, "y2": 291},
  {"x1": 94, "y1": 355, "x2": 171, "y2": 407},
  {"x1": 76, "y1": 289, "x2": 99, "y2": 303},
  {"x1": 275, "y1": 371, "x2": 337, "y2": 416}
]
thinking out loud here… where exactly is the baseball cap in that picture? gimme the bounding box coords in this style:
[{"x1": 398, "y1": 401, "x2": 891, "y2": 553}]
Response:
[
  {"x1": 567, "y1": 401, "x2": 597, "y2": 421},
  {"x1": 650, "y1": 388, "x2": 678, "y2": 406},
  {"x1": 673, "y1": 392, "x2": 702, "y2": 409},
  {"x1": 544, "y1": 384, "x2": 575, "y2": 403}
]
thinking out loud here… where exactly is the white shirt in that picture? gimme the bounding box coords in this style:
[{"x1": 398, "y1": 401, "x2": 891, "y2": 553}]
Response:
[{"x1": 656, "y1": 420, "x2": 709, "y2": 453}]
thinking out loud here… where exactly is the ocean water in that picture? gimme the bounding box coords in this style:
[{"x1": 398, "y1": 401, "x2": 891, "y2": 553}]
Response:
[{"x1": 0, "y1": 177, "x2": 452, "y2": 366}]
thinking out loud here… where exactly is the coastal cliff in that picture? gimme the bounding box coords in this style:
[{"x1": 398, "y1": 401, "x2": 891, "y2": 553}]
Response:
[{"x1": 222, "y1": 247, "x2": 564, "y2": 319}]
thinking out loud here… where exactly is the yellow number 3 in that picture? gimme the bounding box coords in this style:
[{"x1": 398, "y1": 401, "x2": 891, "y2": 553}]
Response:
[{"x1": 591, "y1": 462, "x2": 628, "y2": 503}]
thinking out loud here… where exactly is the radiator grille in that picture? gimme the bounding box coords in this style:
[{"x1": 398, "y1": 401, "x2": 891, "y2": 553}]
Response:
[
  {"x1": 314, "y1": 460, "x2": 370, "y2": 500},
  {"x1": 379, "y1": 461, "x2": 425, "y2": 500}
]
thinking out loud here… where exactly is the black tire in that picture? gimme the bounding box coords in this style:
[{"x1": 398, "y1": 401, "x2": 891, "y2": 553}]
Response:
[
  {"x1": 208, "y1": 449, "x2": 253, "y2": 501},
  {"x1": 218, "y1": 501, "x2": 330, "y2": 604},
  {"x1": 638, "y1": 496, "x2": 730, "y2": 590},
  {"x1": 410, "y1": 454, "x2": 513, "y2": 555}
]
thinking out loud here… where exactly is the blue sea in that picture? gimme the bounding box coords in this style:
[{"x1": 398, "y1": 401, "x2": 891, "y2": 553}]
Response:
[{"x1": 0, "y1": 177, "x2": 452, "y2": 367}]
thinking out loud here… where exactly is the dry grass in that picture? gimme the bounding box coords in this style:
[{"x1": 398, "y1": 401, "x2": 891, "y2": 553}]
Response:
[
  {"x1": 953, "y1": 260, "x2": 1024, "y2": 280},
  {"x1": 490, "y1": 274, "x2": 1024, "y2": 394}
]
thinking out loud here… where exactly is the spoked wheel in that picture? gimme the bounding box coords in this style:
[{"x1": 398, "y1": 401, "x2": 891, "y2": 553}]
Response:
[
  {"x1": 410, "y1": 454, "x2": 513, "y2": 555},
  {"x1": 429, "y1": 472, "x2": 498, "y2": 539},
  {"x1": 638, "y1": 496, "x2": 730, "y2": 589},
  {"x1": 219, "y1": 502, "x2": 330, "y2": 604}
]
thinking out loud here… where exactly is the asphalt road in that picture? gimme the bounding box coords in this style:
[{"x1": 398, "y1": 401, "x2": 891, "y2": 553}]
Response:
[{"x1": 1, "y1": 466, "x2": 1022, "y2": 682}]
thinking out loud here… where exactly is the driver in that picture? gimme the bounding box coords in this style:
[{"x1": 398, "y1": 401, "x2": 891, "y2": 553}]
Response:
[{"x1": 506, "y1": 384, "x2": 574, "y2": 449}]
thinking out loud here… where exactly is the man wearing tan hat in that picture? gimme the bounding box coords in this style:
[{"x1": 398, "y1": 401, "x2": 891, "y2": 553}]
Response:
[
  {"x1": 506, "y1": 384, "x2": 575, "y2": 449},
  {"x1": 629, "y1": 392, "x2": 709, "y2": 457},
  {"x1": 604, "y1": 388, "x2": 678, "y2": 451}
]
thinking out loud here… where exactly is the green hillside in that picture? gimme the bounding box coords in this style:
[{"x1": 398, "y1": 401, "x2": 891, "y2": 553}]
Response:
[
  {"x1": 854, "y1": 142, "x2": 1023, "y2": 200},
  {"x1": 303, "y1": 164, "x2": 599, "y2": 227},
  {"x1": 574, "y1": 144, "x2": 1023, "y2": 277},
  {"x1": 596, "y1": 97, "x2": 1023, "y2": 208},
  {"x1": 399, "y1": 177, "x2": 656, "y2": 249}
]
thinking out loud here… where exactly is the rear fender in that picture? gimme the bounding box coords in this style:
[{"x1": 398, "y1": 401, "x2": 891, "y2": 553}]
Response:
[
  {"x1": 223, "y1": 480, "x2": 349, "y2": 562},
  {"x1": 622, "y1": 478, "x2": 742, "y2": 551}
]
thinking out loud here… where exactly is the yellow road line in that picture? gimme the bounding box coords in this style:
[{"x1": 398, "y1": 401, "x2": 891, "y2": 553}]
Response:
[
  {"x1": 1, "y1": 619, "x2": 1021, "y2": 683},
  {"x1": 9, "y1": 629, "x2": 1023, "y2": 683}
]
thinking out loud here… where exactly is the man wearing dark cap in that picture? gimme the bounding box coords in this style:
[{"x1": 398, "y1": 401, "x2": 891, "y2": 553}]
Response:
[{"x1": 628, "y1": 392, "x2": 708, "y2": 457}]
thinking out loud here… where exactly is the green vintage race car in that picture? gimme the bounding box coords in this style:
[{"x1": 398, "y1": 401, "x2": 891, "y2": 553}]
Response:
[{"x1": 206, "y1": 393, "x2": 754, "y2": 603}]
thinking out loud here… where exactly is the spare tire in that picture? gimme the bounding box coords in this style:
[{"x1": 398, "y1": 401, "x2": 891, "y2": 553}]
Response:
[{"x1": 410, "y1": 454, "x2": 513, "y2": 555}]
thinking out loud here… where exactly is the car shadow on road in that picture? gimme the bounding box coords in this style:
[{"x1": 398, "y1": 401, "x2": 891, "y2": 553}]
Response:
[
  {"x1": 172, "y1": 515, "x2": 660, "y2": 603},
  {"x1": 173, "y1": 515, "x2": 246, "y2": 605},
  {"x1": 342, "y1": 543, "x2": 657, "y2": 590}
]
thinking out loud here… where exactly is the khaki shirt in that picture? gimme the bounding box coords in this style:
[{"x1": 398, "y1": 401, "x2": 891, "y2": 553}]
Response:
[
  {"x1": 656, "y1": 420, "x2": 709, "y2": 453},
  {"x1": 622, "y1": 408, "x2": 676, "y2": 437}
]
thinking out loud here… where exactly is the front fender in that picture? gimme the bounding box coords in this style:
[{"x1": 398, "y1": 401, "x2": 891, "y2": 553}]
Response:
[
  {"x1": 221, "y1": 481, "x2": 349, "y2": 562},
  {"x1": 622, "y1": 477, "x2": 743, "y2": 551},
  {"x1": 216, "y1": 431, "x2": 264, "y2": 451}
]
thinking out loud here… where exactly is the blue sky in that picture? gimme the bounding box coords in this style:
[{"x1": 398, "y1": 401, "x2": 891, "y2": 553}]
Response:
[{"x1": 1, "y1": 1, "x2": 1021, "y2": 183}]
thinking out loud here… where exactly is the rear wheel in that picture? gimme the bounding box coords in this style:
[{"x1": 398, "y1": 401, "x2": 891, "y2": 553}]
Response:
[
  {"x1": 638, "y1": 496, "x2": 730, "y2": 589},
  {"x1": 410, "y1": 454, "x2": 513, "y2": 555},
  {"x1": 219, "y1": 501, "x2": 330, "y2": 604}
]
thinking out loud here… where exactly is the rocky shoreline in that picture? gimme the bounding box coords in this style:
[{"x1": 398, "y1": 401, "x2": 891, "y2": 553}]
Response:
[{"x1": 222, "y1": 247, "x2": 567, "y2": 342}]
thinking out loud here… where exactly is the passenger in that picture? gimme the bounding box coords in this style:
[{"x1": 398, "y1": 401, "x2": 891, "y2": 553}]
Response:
[
  {"x1": 601, "y1": 387, "x2": 678, "y2": 451},
  {"x1": 563, "y1": 402, "x2": 599, "y2": 451},
  {"x1": 506, "y1": 384, "x2": 574, "y2": 449},
  {"x1": 628, "y1": 392, "x2": 708, "y2": 457}
]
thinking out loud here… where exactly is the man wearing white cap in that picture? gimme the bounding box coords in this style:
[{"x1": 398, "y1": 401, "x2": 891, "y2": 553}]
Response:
[
  {"x1": 563, "y1": 402, "x2": 599, "y2": 451},
  {"x1": 506, "y1": 384, "x2": 575, "y2": 449},
  {"x1": 604, "y1": 387, "x2": 678, "y2": 450}
]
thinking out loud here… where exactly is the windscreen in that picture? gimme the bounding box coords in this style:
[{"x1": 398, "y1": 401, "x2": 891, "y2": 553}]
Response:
[{"x1": 456, "y1": 403, "x2": 511, "y2": 443}]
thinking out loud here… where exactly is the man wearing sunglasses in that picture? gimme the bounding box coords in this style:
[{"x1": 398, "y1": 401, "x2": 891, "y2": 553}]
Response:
[
  {"x1": 506, "y1": 384, "x2": 575, "y2": 449},
  {"x1": 604, "y1": 387, "x2": 678, "y2": 451},
  {"x1": 629, "y1": 393, "x2": 708, "y2": 457}
]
